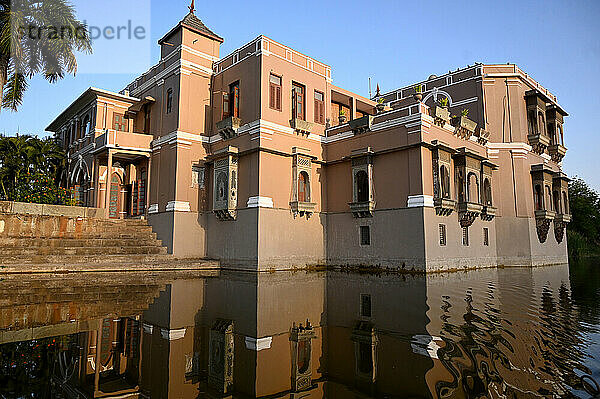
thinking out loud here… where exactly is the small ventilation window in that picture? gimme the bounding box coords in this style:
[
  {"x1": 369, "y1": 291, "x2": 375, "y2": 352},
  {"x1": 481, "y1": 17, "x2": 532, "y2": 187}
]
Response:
[
  {"x1": 439, "y1": 224, "x2": 447, "y2": 246},
  {"x1": 483, "y1": 228, "x2": 489, "y2": 246},
  {"x1": 360, "y1": 226, "x2": 371, "y2": 246},
  {"x1": 462, "y1": 227, "x2": 469, "y2": 246}
]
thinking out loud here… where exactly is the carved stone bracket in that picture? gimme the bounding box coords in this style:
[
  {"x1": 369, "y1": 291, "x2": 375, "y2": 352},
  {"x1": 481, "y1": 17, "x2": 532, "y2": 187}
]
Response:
[
  {"x1": 457, "y1": 202, "x2": 482, "y2": 227},
  {"x1": 553, "y1": 213, "x2": 571, "y2": 243},
  {"x1": 548, "y1": 144, "x2": 567, "y2": 163},
  {"x1": 431, "y1": 106, "x2": 450, "y2": 127},
  {"x1": 554, "y1": 221, "x2": 566, "y2": 243},
  {"x1": 290, "y1": 201, "x2": 316, "y2": 219},
  {"x1": 216, "y1": 116, "x2": 241, "y2": 140},
  {"x1": 348, "y1": 115, "x2": 374, "y2": 134},
  {"x1": 214, "y1": 209, "x2": 236, "y2": 221},
  {"x1": 434, "y1": 198, "x2": 456, "y2": 216},
  {"x1": 290, "y1": 119, "x2": 314, "y2": 136},
  {"x1": 349, "y1": 201, "x2": 375, "y2": 218},
  {"x1": 536, "y1": 218, "x2": 552, "y2": 243},
  {"x1": 535, "y1": 210, "x2": 556, "y2": 243},
  {"x1": 480, "y1": 205, "x2": 496, "y2": 221},
  {"x1": 528, "y1": 134, "x2": 550, "y2": 155}
]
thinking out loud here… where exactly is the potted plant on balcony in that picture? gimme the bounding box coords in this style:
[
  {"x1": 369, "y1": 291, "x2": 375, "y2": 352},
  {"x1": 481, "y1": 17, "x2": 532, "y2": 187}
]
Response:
[
  {"x1": 376, "y1": 98, "x2": 385, "y2": 114},
  {"x1": 451, "y1": 108, "x2": 477, "y2": 137},
  {"x1": 338, "y1": 109, "x2": 347, "y2": 124},
  {"x1": 432, "y1": 97, "x2": 451, "y2": 126},
  {"x1": 413, "y1": 84, "x2": 424, "y2": 102}
]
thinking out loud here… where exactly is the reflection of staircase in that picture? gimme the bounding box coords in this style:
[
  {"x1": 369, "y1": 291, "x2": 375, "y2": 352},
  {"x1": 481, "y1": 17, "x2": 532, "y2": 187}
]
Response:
[{"x1": 0, "y1": 210, "x2": 218, "y2": 272}]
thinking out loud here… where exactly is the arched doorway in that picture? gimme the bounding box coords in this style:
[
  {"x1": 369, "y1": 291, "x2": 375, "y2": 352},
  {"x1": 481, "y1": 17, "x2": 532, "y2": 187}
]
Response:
[{"x1": 109, "y1": 173, "x2": 122, "y2": 219}]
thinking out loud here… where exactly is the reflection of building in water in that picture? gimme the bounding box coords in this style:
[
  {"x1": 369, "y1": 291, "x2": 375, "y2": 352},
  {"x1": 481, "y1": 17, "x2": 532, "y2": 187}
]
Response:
[{"x1": 1, "y1": 265, "x2": 592, "y2": 398}]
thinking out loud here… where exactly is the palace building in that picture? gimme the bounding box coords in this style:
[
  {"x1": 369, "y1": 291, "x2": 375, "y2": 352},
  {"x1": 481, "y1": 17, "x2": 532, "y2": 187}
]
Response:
[{"x1": 46, "y1": 7, "x2": 571, "y2": 271}]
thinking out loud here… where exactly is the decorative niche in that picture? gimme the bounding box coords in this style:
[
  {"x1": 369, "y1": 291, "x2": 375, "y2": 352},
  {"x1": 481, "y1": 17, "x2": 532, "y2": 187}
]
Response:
[
  {"x1": 431, "y1": 141, "x2": 456, "y2": 216},
  {"x1": 208, "y1": 319, "x2": 234, "y2": 395},
  {"x1": 290, "y1": 147, "x2": 316, "y2": 218},
  {"x1": 349, "y1": 147, "x2": 375, "y2": 218},
  {"x1": 290, "y1": 320, "x2": 317, "y2": 392},
  {"x1": 213, "y1": 146, "x2": 238, "y2": 221}
]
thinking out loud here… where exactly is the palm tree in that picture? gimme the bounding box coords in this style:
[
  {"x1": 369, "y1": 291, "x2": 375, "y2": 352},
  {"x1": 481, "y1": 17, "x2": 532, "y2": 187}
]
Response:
[
  {"x1": 0, "y1": 0, "x2": 92, "y2": 112},
  {"x1": 0, "y1": 134, "x2": 68, "y2": 200}
]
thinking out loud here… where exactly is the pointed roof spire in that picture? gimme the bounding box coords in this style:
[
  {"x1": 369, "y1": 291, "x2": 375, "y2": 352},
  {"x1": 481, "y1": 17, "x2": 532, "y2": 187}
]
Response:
[
  {"x1": 376, "y1": 83, "x2": 381, "y2": 97},
  {"x1": 188, "y1": 0, "x2": 195, "y2": 14}
]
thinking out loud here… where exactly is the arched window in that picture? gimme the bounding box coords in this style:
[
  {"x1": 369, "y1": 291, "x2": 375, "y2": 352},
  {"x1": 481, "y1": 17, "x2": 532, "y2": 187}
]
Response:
[
  {"x1": 558, "y1": 125, "x2": 564, "y2": 146},
  {"x1": 483, "y1": 178, "x2": 492, "y2": 206},
  {"x1": 83, "y1": 116, "x2": 90, "y2": 137},
  {"x1": 467, "y1": 173, "x2": 479, "y2": 203},
  {"x1": 545, "y1": 185, "x2": 552, "y2": 211},
  {"x1": 297, "y1": 340, "x2": 311, "y2": 374},
  {"x1": 547, "y1": 123, "x2": 555, "y2": 145},
  {"x1": 528, "y1": 111, "x2": 536, "y2": 135},
  {"x1": 298, "y1": 171, "x2": 310, "y2": 202},
  {"x1": 356, "y1": 170, "x2": 369, "y2": 202},
  {"x1": 553, "y1": 190, "x2": 561, "y2": 213},
  {"x1": 166, "y1": 88, "x2": 173, "y2": 114},
  {"x1": 538, "y1": 112, "x2": 546, "y2": 135},
  {"x1": 216, "y1": 171, "x2": 227, "y2": 201},
  {"x1": 440, "y1": 166, "x2": 450, "y2": 199},
  {"x1": 457, "y1": 171, "x2": 465, "y2": 202},
  {"x1": 563, "y1": 192, "x2": 569, "y2": 214},
  {"x1": 534, "y1": 185, "x2": 543, "y2": 210}
]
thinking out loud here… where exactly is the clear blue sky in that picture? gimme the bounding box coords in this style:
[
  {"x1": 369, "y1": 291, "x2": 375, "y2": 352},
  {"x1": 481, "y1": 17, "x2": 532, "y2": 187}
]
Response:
[{"x1": 1, "y1": 0, "x2": 599, "y2": 190}]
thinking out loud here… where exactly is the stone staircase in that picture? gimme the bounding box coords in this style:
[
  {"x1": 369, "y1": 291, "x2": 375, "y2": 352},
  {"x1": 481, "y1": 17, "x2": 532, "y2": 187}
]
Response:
[{"x1": 0, "y1": 204, "x2": 218, "y2": 273}]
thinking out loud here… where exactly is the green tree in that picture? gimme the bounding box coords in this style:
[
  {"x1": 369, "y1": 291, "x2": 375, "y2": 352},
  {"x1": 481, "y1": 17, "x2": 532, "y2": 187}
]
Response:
[
  {"x1": 0, "y1": 0, "x2": 92, "y2": 112},
  {"x1": 0, "y1": 134, "x2": 73, "y2": 204},
  {"x1": 569, "y1": 178, "x2": 600, "y2": 244}
]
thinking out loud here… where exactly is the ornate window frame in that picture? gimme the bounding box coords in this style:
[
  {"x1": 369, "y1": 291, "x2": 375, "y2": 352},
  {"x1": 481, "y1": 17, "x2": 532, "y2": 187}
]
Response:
[
  {"x1": 290, "y1": 147, "x2": 316, "y2": 218},
  {"x1": 212, "y1": 146, "x2": 238, "y2": 221}
]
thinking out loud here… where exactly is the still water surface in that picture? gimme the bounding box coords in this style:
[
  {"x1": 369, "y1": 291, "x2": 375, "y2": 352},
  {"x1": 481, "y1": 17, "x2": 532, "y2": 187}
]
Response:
[{"x1": 0, "y1": 261, "x2": 598, "y2": 398}]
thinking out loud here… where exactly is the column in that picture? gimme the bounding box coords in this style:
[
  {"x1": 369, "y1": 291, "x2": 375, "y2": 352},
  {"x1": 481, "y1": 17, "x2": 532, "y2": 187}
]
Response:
[
  {"x1": 145, "y1": 155, "x2": 152, "y2": 217},
  {"x1": 105, "y1": 150, "x2": 113, "y2": 212}
]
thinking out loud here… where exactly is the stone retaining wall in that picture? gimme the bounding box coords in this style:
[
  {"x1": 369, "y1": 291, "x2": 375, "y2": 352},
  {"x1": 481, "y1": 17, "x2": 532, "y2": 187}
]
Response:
[{"x1": 0, "y1": 201, "x2": 106, "y2": 219}]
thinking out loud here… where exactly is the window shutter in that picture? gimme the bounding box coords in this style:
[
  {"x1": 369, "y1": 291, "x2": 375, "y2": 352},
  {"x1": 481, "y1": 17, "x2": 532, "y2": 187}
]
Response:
[
  {"x1": 314, "y1": 99, "x2": 318, "y2": 123},
  {"x1": 269, "y1": 83, "x2": 275, "y2": 109},
  {"x1": 275, "y1": 86, "x2": 281, "y2": 110}
]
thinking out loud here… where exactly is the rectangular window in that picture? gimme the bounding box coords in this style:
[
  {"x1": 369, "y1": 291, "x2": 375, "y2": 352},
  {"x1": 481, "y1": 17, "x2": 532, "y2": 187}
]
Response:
[
  {"x1": 229, "y1": 82, "x2": 240, "y2": 118},
  {"x1": 143, "y1": 104, "x2": 151, "y2": 134},
  {"x1": 360, "y1": 294, "x2": 372, "y2": 318},
  {"x1": 269, "y1": 74, "x2": 282, "y2": 111},
  {"x1": 314, "y1": 90, "x2": 324, "y2": 124},
  {"x1": 462, "y1": 226, "x2": 469, "y2": 246},
  {"x1": 439, "y1": 224, "x2": 447, "y2": 246},
  {"x1": 166, "y1": 88, "x2": 173, "y2": 114},
  {"x1": 222, "y1": 92, "x2": 230, "y2": 118},
  {"x1": 483, "y1": 227, "x2": 489, "y2": 246},
  {"x1": 292, "y1": 82, "x2": 305, "y2": 120},
  {"x1": 113, "y1": 113, "x2": 128, "y2": 132},
  {"x1": 360, "y1": 226, "x2": 371, "y2": 246}
]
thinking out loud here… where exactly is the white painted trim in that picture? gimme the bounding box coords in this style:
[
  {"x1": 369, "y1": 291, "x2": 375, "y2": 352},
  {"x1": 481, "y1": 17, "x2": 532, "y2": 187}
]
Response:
[
  {"x1": 411, "y1": 335, "x2": 442, "y2": 359},
  {"x1": 246, "y1": 196, "x2": 274, "y2": 208},
  {"x1": 166, "y1": 201, "x2": 191, "y2": 212},
  {"x1": 407, "y1": 195, "x2": 435, "y2": 208},
  {"x1": 160, "y1": 328, "x2": 186, "y2": 341},
  {"x1": 148, "y1": 204, "x2": 159, "y2": 214},
  {"x1": 487, "y1": 142, "x2": 532, "y2": 152},
  {"x1": 142, "y1": 322, "x2": 153, "y2": 334},
  {"x1": 245, "y1": 336, "x2": 272, "y2": 351}
]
